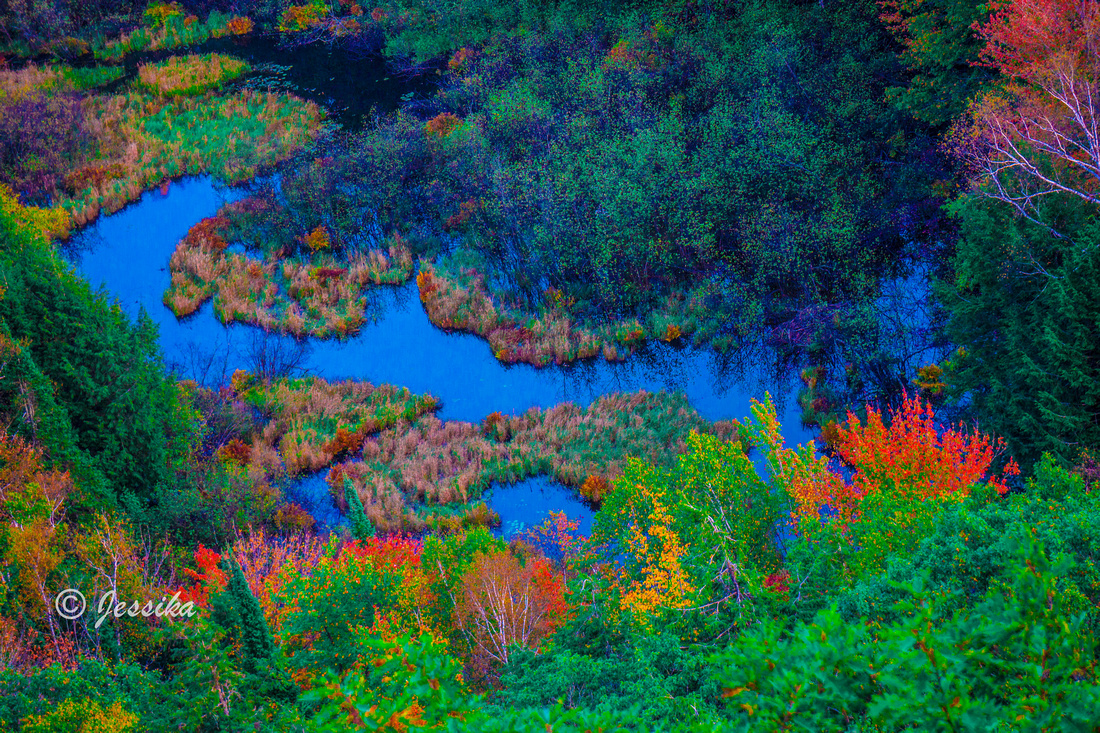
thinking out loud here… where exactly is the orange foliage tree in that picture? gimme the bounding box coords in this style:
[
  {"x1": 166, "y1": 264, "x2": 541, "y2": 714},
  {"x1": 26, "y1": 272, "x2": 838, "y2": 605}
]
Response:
[
  {"x1": 0, "y1": 434, "x2": 75, "y2": 666},
  {"x1": 178, "y1": 544, "x2": 228, "y2": 607},
  {"x1": 592, "y1": 462, "x2": 698, "y2": 625},
  {"x1": 746, "y1": 393, "x2": 1018, "y2": 584},
  {"x1": 230, "y1": 529, "x2": 329, "y2": 632},
  {"x1": 454, "y1": 550, "x2": 566, "y2": 679}
]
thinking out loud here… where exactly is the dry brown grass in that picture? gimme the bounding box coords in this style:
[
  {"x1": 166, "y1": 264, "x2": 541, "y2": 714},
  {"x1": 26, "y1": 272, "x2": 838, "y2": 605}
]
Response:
[
  {"x1": 238, "y1": 376, "x2": 440, "y2": 478},
  {"x1": 418, "y1": 264, "x2": 706, "y2": 367},
  {"x1": 165, "y1": 206, "x2": 414, "y2": 336},
  {"x1": 326, "y1": 390, "x2": 740, "y2": 529},
  {"x1": 137, "y1": 53, "x2": 248, "y2": 96},
  {"x1": 0, "y1": 64, "x2": 64, "y2": 102}
]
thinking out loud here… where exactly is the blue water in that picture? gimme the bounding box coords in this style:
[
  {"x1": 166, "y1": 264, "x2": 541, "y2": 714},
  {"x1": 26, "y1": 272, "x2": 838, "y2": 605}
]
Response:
[
  {"x1": 488, "y1": 475, "x2": 595, "y2": 542},
  {"x1": 286, "y1": 472, "x2": 347, "y2": 529},
  {"x1": 65, "y1": 175, "x2": 818, "y2": 532}
]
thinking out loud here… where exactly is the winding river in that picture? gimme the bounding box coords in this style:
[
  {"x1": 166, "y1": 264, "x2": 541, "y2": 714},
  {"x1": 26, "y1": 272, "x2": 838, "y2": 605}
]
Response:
[
  {"x1": 64, "y1": 175, "x2": 816, "y2": 533},
  {"x1": 62, "y1": 33, "x2": 821, "y2": 534}
]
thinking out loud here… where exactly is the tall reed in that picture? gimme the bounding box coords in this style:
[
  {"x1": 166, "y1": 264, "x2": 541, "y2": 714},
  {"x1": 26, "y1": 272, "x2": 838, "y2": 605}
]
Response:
[
  {"x1": 165, "y1": 201, "x2": 413, "y2": 337},
  {"x1": 137, "y1": 53, "x2": 249, "y2": 97},
  {"x1": 328, "y1": 390, "x2": 740, "y2": 529},
  {"x1": 418, "y1": 263, "x2": 711, "y2": 367}
]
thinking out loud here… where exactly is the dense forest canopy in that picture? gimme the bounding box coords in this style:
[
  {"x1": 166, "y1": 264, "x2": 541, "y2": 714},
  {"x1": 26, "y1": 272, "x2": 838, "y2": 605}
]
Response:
[{"x1": 0, "y1": 0, "x2": 1098, "y2": 730}]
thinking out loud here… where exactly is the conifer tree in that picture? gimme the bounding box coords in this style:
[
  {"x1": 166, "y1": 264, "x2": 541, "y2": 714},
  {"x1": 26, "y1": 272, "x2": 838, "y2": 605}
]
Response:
[
  {"x1": 344, "y1": 477, "x2": 375, "y2": 541},
  {"x1": 211, "y1": 558, "x2": 275, "y2": 674},
  {"x1": 210, "y1": 557, "x2": 298, "y2": 705},
  {"x1": 941, "y1": 198, "x2": 1100, "y2": 468}
]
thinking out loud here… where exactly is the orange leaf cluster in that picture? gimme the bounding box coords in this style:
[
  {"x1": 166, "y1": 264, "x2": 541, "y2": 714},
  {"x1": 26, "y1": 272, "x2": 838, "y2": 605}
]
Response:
[
  {"x1": 178, "y1": 545, "x2": 227, "y2": 607},
  {"x1": 834, "y1": 392, "x2": 1017, "y2": 515},
  {"x1": 231, "y1": 529, "x2": 328, "y2": 631},
  {"x1": 580, "y1": 473, "x2": 611, "y2": 504},
  {"x1": 303, "y1": 225, "x2": 331, "y2": 252},
  {"x1": 443, "y1": 198, "x2": 479, "y2": 231},
  {"x1": 183, "y1": 214, "x2": 230, "y2": 251},
  {"x1": 448, "y1": 47, "x2": 477, "y2": 71},
  {"x1": 424, "y1": 112, "x2": 462, "y2": 138},
  {"x1": 455, "y1": 550, "x2": 566, "y2": 672},
  {"x1": 225, "y1": 16, "x2": 254, "y2": 35},
  {"x1": 280, "y1": 4, "x2": 327, "y2": 31},
  {"x1": 216, "y1": 438, "x2": 251, "y2": 466}
]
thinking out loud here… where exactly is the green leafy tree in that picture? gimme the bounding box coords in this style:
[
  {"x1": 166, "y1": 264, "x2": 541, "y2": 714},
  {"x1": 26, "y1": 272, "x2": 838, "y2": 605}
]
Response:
[
  {"x1": 878, "y1": 0, "x2": 994, "y2": 124},
  {"x1": 713, "y1": 529, "x2": 1100, "y2": 730}
]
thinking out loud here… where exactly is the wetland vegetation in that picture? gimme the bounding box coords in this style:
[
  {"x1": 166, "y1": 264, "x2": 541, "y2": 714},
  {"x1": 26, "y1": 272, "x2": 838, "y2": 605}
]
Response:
[{"x1": 0, "y1": 0, "x2": 1099, "y2": 730}]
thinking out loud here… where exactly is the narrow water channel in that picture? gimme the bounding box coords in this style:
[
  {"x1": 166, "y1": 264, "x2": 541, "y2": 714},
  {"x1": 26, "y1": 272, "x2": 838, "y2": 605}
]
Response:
[{"x1": 65, "y1": 176, "x2": 817, "y2": 531}]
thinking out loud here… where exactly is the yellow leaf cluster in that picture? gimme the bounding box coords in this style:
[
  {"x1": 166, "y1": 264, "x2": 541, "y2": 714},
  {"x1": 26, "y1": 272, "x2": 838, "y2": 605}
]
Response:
[
  {"x1": 22, "y1": 698, "x2": 138, "y2": 733},
  {"x1": 620, "y1": 490, "x2": 693, "y2": 618}
]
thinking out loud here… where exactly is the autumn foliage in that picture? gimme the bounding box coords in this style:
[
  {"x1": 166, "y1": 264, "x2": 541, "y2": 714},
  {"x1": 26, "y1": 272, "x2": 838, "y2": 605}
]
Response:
[
  {"x1": 178, "y1": 545, "x2": 228, "y2": 606},
  {"x1": 747, "y1": 393, "x2": 1019, "y2": 581},
  {"x1": 454, "y1": 550, "x2": 566, "y2": 677},
  {"x1": 424, "y1": 112, "x2": 462, "y2": 138},
  {"x1": 954, "y1": 0, "x2": 1100, "y2": 228}
]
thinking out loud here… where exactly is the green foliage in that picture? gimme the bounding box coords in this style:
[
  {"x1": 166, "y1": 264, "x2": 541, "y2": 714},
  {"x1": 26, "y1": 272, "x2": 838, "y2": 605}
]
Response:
[
  {"x1": 0, "y1": 661, "x2": 157, "y2": 730},
  {"x1": 279, "y1": 545, "x2": 405, "y2": 675},
  {"x1": 593, "y1": 430, "x2": 785, "y2": 633},
  {"x1": 319, "y1": 0, "x2": 939, "y2": 354},
  {"x1": 305, "y1": 631, "x2": 473, "y2": 731},
  {"x1": 211, "y1": 559, "x2": 277, "y2": 672},
  {"x1": 712, "y1": 530, "x2": 1100, "y2": 730},
  {"x1": 0, "y1": 188, "x2": 198, "y2": 514},
  {"x1": 940, "y1": 195, "x2": 1100, "y2": 469},
  {"x1": 151, "y1": 614, "x2": 304, "y2": 732},
  {"x1": 93, "y1": 9, "x2": 242, "y2": 61},
  {"x1": 210, "y1": 558, "x2": 299, "y2": 708},
  {"x1": 879, "y1": 0, "x2": 994, "y2": 125},
  {"x1": 835, "y1": 455, "x2": 1100, "y2": 631},
  {"x1": 421, "y1": 526, "x2": 507, "y2": 626},
  {"x1": 59, "y1": 65, "x2": 124, "y2": 91},
  {"x1": 137, "y1": 53, "x2": 250, "y2": 97},
  {"x1": 496, "y1": 631, "x2": 722, "y2": 730}
]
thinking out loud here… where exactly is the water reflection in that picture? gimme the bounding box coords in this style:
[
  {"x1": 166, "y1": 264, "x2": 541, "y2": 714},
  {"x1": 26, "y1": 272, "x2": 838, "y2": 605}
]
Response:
[
  {"x1": 486, "y1": 476, "x2": 594, "y2": 542},
  {"x1": 64, "y1": 176, "x2": 833, "y2": 530},
  {"x1": 285, "y1": 471, "x2": 346, "y2": 530},
  {"x1": 65, "y1": 175, "x2": 815, "y2": 438}
]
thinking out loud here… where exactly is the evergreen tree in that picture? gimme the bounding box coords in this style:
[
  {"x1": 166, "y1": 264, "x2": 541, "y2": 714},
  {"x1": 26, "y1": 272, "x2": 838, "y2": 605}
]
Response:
[
  {"x1": 344, "y1": 477, "x2": 375, "y2": 541},
  {"x1": 0, "y1": 189, "x2": 198, "y2": 516},
  {"x1": 209, "y1": 558, "x2": 297, "y2": 705},
  {"x1": 939, "y1": 196, "x2": 1100, "y2": 468},
  {"x1": 211, "y1": 559, "x2": 275, "y2": 674}
]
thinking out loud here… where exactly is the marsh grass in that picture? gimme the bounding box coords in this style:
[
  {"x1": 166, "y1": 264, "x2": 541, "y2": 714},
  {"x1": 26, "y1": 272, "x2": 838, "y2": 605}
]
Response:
[
  {"x1": 328, "y1": 390, "x2": 740, "y2": 530},
  {"x1": 165, "y1": 202, "x2": 413, "y2": 336},
  {"x1": 418, "y1": 263, "x2": 711, "y2": 367},
  {"x1": 238, "y1": 375, "x2": 440, "y2": 476},
  {"x1": 61, "y1": 66, "x2": 125, "y2": 90},
  {"x1": 61, "y1": 87, "x2": 321, "y2": 229},
  {"x1": 93, "y1": 11, "x2": 252, "y2": 61},
  {"x1": 0, "y1": 64, "x2": 67, "y2": 100},
  {"x1": 138, "y1": 53, "x2": 249, "y2": 97}
]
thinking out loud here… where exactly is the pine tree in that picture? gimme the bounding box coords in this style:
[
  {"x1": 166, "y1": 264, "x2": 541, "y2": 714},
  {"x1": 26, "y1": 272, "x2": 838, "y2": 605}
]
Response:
[
  {"x1": 344, "y1": 477, "x2": 375, "y2": 541},
  {"x1": 210, "y1": 557, "x2": 298, "y2": 705},
  {"x1": 211, "y1": 558, "x2": 275, "y2": 674},
  {"x1": 941, "y1": 196, "x2": 1100, "y2": 468}
]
